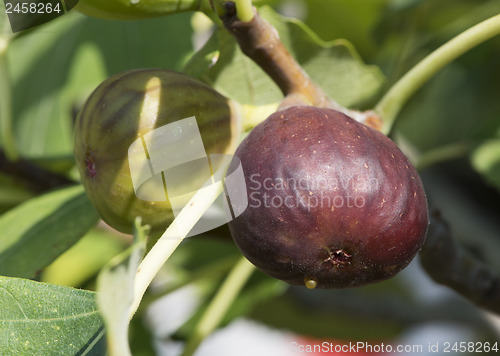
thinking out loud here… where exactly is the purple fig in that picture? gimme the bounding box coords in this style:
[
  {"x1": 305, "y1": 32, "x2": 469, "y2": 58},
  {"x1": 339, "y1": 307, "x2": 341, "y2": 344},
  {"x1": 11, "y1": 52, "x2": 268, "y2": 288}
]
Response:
[{"x1": 228, "y1": 106, "x2": 428, "y2": 288}]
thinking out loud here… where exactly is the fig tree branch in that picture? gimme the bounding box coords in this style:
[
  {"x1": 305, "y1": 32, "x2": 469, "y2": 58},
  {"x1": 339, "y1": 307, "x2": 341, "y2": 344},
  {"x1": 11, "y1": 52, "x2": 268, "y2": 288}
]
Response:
[
  {"x1": 218, "y1": 2, "x2": 383, "y2": 130},
  {"x1": 0, "y1": 150, "x2": 74, "y2": 193},
  {"x1": 420, "y1": 210, "x2": 500, "y2": 315},
  {"x1": 221, "y1": 3, "x2": 332, "y2": 108}
]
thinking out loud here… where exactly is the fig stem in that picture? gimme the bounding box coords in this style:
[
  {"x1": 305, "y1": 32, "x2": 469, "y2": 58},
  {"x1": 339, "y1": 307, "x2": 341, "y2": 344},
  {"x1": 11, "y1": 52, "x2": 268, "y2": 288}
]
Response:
[
  {"x1": 181, "y1": 256, "x2": 255, "y2": 356},
  {"x1": 0, "y1": 32, "x2": 19, "y2": 161},
  {"x1": 232, "y1": 0, "x2": 255, "y2": 23},
  {"x1": 211, "y1": 0, "x2": 254, "y2": 22},
  {"x1": 129, "y1": 181, "x2": 224, "y2": 320},
  {"x1": 375, "y1": 13, "x2": 500, "y2": 135}
]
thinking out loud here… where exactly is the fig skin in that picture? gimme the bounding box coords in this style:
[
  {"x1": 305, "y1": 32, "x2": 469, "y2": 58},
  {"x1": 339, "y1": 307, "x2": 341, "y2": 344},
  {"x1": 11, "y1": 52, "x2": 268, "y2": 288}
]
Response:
[
  {"x1": 75, "y1": 0, "x2": 199, "y2": 20},
  {"x1": 228, "y1": 106, "x2": 428, "y2": 288},
  {"x1": 74, "y1": 69, "x2": 240, "y2": 235}
]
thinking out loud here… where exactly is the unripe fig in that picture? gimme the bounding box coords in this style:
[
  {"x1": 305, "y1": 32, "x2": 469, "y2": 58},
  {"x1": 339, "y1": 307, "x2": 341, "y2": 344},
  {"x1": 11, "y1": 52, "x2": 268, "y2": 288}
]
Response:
[
  {"x1": 228, "y1": 106, "x2": 428, "y2": 288},
  {"x1": 75, "y1": 0, "x2": 201, "y2": 20},
  {"x1": 74, "y1": 69, "x2": 240, "y2": 234}
]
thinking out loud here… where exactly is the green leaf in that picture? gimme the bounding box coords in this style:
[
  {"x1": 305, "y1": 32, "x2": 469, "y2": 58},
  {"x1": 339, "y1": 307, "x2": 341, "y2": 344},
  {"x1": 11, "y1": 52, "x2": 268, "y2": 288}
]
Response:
[
  {"x1": 8, "y1": 13, "x2": 84, "y2": 159},
  {"x1": 42, "y1": 228, "x2": 128, "y2": 288},
  {"x1": 0, "y1": 276, "x2": 105, "y2": 355},
  {"x1": 184, "y1": 5, "x2": 385, "y2": 122},
  {"x1": 378, "y1": 0, "x2": 500, "y2": 153},
  {"x1": 301, "y1": 0, "x2": 390, "y2": 58},
  {"x1": 0, "y1": 172, "x2": 34, "y2": 211},
  {"x1": 0, "y1": 185, "x2": 99, "y2": 279},
  {"x1": 471, "y1": 139, "x2": 500, "y2": 191},
  {"x1": 266, "y1": 6, "x2": 385, "y2": 108},
  {"x1": 97, "y1": 219, "x2": 147, "y2": 356},
  {"x1": 184, "y1": 27, "x2": 282, "y2": 107},
  {"x1": 0, "y1": 5, "x2": 13, "y2": 40},
  {"x1": 395, "y1": 62, "x2": 500, "y2": 152}
]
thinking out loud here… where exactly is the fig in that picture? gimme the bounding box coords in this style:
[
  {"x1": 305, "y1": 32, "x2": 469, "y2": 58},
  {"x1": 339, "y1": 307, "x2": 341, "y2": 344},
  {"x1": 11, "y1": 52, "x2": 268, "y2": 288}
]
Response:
[
  {"x1": 75, "y1": 0, "x2": 203, "y2": 20},
  {"x1": 74, "y1": 69, "x2": 240, "y2": 234},
  {"x1": 228, "y1": 106, "x2": 428, "y2": 288}
]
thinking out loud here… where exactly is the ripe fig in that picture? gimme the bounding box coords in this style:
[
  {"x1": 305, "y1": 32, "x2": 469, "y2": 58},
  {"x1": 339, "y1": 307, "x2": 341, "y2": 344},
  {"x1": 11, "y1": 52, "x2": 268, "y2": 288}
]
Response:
[
  {"x1": 74, "y1": 69, "x2": 240, "y2": 234},
  {"x1": 228, "y1": 106, "x2": 428, "y2": 288}
]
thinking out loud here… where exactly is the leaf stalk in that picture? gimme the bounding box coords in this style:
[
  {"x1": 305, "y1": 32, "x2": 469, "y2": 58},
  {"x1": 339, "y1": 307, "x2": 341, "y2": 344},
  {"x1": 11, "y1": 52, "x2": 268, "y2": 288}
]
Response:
[{"x1": 376, "y1": 13, "x2": 500, "y2": 135}]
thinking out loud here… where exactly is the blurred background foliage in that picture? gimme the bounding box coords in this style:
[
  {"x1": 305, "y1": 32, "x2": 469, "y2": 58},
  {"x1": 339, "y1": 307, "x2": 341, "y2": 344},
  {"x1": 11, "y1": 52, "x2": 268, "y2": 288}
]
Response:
[{"x1": 1, "y1": 0, "x2": 500, "y2": 354}]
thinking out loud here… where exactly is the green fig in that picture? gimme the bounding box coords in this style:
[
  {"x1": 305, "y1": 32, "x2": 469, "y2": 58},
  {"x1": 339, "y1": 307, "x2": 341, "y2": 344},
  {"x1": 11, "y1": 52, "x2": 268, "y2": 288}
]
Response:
[
  {"x1": 75, "y1": 0, "x2": 207, "y2": 20},
  {"x1": 74, "y1": 69, "x2": 240, "y2": 234}
]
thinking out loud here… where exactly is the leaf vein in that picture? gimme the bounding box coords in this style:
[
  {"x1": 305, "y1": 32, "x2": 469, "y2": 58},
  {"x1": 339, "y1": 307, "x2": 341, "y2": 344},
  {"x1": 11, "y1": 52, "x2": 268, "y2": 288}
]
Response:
[
  {"x1": 0, "y1": 310, "x2": 100, "y2": 323},
  {"x1": 0, "y1": 286, "x2": 29, "y2": 319}
]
